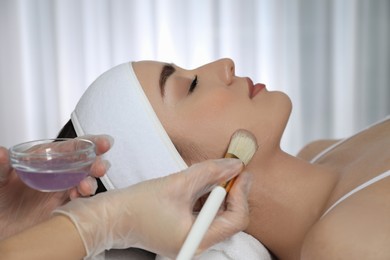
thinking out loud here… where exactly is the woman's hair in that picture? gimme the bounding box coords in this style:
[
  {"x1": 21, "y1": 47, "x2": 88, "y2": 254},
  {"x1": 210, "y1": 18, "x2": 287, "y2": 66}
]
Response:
[{"x1": 56, "y1": 120, "x2": 107, "y2": 194}]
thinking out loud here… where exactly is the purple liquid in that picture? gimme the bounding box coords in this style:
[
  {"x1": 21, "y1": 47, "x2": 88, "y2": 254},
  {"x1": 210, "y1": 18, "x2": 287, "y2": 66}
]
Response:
[
  {"x1": 16, "y1": 170, "x2": 88, "y2": 191},
  {"x1": 14, "y1": 160, "x2": 92, "y2": 191}
]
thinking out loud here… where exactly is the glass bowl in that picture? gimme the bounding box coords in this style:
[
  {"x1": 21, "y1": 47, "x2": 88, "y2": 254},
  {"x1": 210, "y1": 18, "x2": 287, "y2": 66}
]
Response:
[{"x1": 9, "y1": 138, "x2": 96, "y2": 192}]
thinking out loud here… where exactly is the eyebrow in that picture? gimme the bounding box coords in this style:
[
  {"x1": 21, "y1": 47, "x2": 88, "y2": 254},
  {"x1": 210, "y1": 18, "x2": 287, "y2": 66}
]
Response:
[{"x1": 159, "y1": 63, "x2": 176, "y2": 97}]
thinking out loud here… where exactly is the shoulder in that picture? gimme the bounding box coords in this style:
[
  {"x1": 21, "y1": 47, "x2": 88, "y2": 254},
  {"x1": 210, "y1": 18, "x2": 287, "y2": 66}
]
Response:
[
  {"x1": 301, "y1": 218, "x2": 390, "y2": 260},
  {"x1": 301, "y1": 177, "x2": 390, "y2": 259},
  {"x1": 296, "y1": 139, "x2": 340, "y2": 162}
]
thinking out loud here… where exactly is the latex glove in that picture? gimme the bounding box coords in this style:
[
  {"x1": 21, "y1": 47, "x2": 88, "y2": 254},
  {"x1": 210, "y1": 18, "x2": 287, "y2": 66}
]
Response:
[
  {"x1": 0, "y1": 135, "x2": 112, "y2": 239},
  {"x1": 53, "y1": 158, "x2": 252, "y2": 259}
]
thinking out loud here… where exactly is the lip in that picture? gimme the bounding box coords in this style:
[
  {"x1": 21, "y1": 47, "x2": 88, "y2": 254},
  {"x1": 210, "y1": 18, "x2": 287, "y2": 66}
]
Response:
[{"x1": 247, "y1": 78, "x2": 266, "y2": 99}]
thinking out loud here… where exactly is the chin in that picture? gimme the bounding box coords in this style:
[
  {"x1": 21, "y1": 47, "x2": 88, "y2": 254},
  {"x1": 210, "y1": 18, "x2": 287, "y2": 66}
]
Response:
[
  {"x1": 267, "y1": 90, "x2": 292, "y2": 119},
  {"x1": 252, "y1": 91, "x2": 292, "y2": 146},
  {"x1": 277, "y1": 91, "x2": 293, "y2": 134},
  {"x1": 282, "y1": 91, "x2": 293, "y2": 121},
  {"x1": 275, "y1": 89, "x2": 292, "y2": 113}
]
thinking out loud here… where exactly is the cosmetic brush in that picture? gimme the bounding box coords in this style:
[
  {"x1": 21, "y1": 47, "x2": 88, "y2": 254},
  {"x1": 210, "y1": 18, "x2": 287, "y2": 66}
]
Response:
[{"x1": 176, "y1": 129, "x2": 258, "y2": 260}]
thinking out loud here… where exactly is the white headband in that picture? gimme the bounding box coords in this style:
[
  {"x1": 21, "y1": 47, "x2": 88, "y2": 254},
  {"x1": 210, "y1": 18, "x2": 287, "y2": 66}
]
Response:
[{"x1": 71, "y1": 62, "x2": 188, "y2": 190}]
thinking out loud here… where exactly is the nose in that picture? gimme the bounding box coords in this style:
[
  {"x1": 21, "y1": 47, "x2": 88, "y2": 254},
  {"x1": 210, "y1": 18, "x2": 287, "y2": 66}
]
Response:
[
  {"x1": 219, "y1": 58, "x2": 235, "y2": 85},
  {"x1": 209, "y1": 58, "x2": 235, "y2": 85}
]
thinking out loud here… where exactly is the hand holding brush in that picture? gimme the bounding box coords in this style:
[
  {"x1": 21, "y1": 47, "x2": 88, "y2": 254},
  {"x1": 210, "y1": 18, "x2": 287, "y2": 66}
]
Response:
[{"x1": 177, "y1": 129, "x2": 258, "y2": 260}]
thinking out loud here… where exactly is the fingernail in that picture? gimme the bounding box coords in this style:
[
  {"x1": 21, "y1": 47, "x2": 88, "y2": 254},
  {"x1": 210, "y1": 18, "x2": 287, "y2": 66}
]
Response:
[
  {"x1": 69, "y1": 190, "x2": 78, "y2": 200},
  {"x1": 105, "y1": 135, "x2": 115, "y2": 147},
  {"x1": 85, "y1": 176, "x2": 98, "y2": 194},
  {"x1": 103, "y1": 160, "x2": 111, "y2": 171}
]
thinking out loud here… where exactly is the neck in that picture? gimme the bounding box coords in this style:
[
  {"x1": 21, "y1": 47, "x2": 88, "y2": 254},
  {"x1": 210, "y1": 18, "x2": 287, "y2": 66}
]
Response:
[{"x1": 245, "y1": 149, "x2": 338, "y2": 259}]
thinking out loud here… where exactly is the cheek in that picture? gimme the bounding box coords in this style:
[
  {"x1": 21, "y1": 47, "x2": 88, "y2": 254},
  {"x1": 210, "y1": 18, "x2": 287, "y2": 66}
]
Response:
[
  {"x1": 191, "y1": 93, "x2": 232, "y2": 117},
  {"x1": 173, "y1": 91, "x2": 246, "y2": 157},
  {"x1": 185, "y1": 90, "x2": 241, "y2": 130}
]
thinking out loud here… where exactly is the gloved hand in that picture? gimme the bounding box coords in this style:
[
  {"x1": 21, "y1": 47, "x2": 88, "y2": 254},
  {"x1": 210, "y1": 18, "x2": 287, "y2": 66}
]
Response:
[
  {"x1": 53, "y1": 158, "x2": 252, "y2": 259},
  {"x1": 0, "y1": 135, "x2": 112, "y2": 239}
]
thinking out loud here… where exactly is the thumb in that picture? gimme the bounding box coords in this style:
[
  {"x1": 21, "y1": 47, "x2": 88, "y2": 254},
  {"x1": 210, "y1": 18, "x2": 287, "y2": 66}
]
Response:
[
  {"x1": 77, "y1": 134, "x2": 113, "y2": 155},
  {"x1": 185, "y1": 158, "x2": 243, "y2": 195},
  {"x1": 0, "y1": 147, "x2": 11, "y2": 184}
]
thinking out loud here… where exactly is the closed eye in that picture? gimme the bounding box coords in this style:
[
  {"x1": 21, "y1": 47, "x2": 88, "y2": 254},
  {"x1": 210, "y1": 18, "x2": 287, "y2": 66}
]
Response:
[{"x1": 189, "y1": 75, "x2": 198, "y2": 94}]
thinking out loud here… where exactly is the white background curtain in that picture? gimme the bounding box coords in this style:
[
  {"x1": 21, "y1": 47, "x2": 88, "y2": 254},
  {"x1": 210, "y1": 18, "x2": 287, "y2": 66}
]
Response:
[{"x1": 1, "y1": 0, "x2": 389, "y2": 154}]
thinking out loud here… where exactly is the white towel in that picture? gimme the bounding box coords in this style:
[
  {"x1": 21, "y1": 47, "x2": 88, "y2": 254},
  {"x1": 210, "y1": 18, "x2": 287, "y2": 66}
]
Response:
[
  {"x1": 71, "y1": 62, "x2": 187, "y2": 190},
  {"x1": 156, "y1": 232, "x2": 272, "y2": 260}
]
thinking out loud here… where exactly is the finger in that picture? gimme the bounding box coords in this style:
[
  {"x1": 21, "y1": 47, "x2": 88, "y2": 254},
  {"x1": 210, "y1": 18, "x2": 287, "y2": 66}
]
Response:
[
  {"x1": 77, "y1": 134, "x2": 113, "y2": 155},
  {"x1": 90, "y1": 158, "x2": 110, "y2": 178},
  {"x1": 69, "y1": 188, "x2": 80, "y2": 200},
  {"x1": 224, "y1": 170, "x2": 252, "y2": 225},
  {"x1": 185, "y1": 158, "x2": 243, "y2": 193},
  {"x1": 227, "y1": 170, "x2": 252, "y2": 205},
  {"x1": 199, "y1": 171, "x2": 252, "y2": 250},
  {"x1": 218, "y1": 171, "x2": 252, "y2": 231},
  {"x1": 76, "y1": 176, "x2": 98, "y2": 197},
  {"x1": 0, "y1": 146, "x2": 11, "y2": 183}
]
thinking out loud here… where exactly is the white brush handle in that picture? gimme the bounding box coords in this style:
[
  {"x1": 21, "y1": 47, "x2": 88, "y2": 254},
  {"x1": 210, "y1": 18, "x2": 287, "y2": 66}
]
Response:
[{"x1": 176, "y1": 186, "x2": 227, "y2": 260}]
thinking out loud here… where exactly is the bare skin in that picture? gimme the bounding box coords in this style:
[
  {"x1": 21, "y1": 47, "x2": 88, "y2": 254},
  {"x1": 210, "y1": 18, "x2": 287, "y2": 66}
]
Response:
[
  {"x1": 248, "y1": 118, "x2": 390, "y2": 259},
  {"x1": 300, "y1": 119, "x2": 390, "y2": 259},
  {"x1": 133, "y1": 59, "x2": 390, "y2": 259},
  {"x1": 296, "y1": 139, "x2": 340, "y2": 161}
]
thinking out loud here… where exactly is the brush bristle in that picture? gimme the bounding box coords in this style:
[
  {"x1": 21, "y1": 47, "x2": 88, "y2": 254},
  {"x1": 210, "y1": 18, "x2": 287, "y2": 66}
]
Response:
[{"x1": 226, "y1": 129, "x2": 258, "y2": 165}]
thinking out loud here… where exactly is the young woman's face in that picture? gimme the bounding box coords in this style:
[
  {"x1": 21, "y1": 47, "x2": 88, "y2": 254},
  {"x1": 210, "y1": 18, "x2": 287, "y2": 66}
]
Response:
[{"x1": 132, "y1": 59, "x2": 292, "y2": 163}]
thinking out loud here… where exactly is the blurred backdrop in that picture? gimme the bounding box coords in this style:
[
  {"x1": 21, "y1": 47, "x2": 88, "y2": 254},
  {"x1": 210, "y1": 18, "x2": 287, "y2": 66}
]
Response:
[{"x1": 0, "y1": 0, "x2": 389, "y2": 154}]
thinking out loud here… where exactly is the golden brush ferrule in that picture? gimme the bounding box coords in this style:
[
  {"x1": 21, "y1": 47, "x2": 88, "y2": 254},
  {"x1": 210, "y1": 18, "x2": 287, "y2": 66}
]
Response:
[{"x1": 220, "y1": 153, "x2": 240, "y2": 192}]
